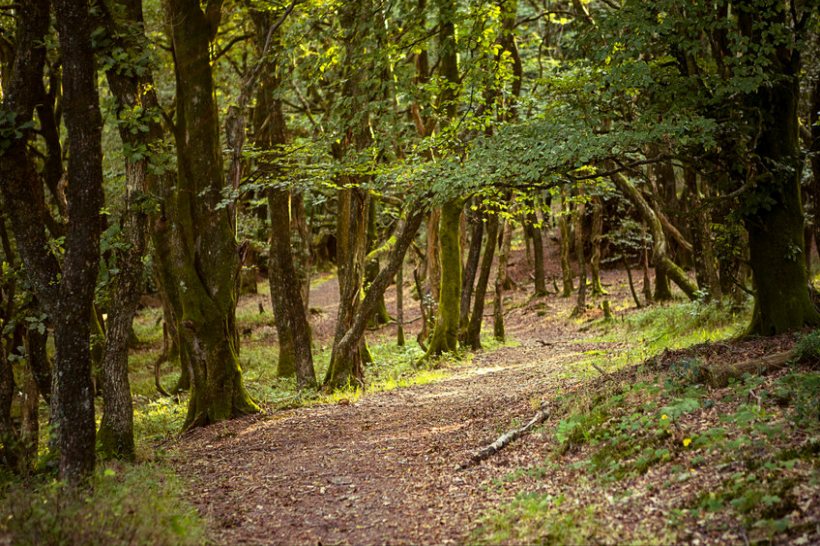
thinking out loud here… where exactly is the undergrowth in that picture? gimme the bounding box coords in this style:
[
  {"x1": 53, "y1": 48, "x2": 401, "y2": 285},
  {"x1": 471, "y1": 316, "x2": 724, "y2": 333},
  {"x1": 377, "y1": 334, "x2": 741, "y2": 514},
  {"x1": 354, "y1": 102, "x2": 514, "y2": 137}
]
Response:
[
  {"x1": 0, "y1": 463, "x2": 207, "y2": 545},
  {"x1": 473, "y1": 305, "x2": 819, "y2": 545}
]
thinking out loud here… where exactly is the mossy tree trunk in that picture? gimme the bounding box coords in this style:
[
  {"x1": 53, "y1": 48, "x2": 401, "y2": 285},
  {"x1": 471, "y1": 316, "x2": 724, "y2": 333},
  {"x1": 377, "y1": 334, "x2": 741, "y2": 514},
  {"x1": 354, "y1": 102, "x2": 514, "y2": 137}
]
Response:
[
  {"x1": 684, "y1": 169, "x2": 722, "y2": 301},
  {"x1": 248, "y1": 8, "x2": 316, "y2": 388},
  {"x1": 589, "y1": 196, "x2": 606, "y2": 296},
  {"x1": 366, "y1": 199, "x2": 391, "y2": 326},
  {"x1": 611, "y1": 173, "x2": 698, "y2": 301},
  {"x1": 465, "y1": 212, "x2": 499, "y2": 350},
  {"x1": 329, "y1": 208, "x2": 426, "y2": 386},
  {"x1": 324, "y1": 0, "x2": 378, "y2": 388},
  {"x1": 572, "y1": 187, "x2": 588, "y2": 317},
  {"x1": 742, "y1": 31, "x2": 820, "y2": 334},
  {"x1": 425, "y1": 200, "x2": 463, "y2": 357},
  {"x1": 527, "y1": 209, "x2": 548, "y2": 297},
  {"x1": 164, "y1": 0, "x2": 259, "y2": 429}
]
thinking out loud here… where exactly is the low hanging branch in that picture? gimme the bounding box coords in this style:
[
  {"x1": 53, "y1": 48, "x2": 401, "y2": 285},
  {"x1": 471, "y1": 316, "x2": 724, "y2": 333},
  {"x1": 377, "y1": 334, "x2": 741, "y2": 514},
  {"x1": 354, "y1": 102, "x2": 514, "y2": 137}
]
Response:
[
  {"x1": 611, "y1": 172, "x2": 698, "y2": 300},
  {"x1": 459, "y1": 402, "x2": 553, "y2": 469}
]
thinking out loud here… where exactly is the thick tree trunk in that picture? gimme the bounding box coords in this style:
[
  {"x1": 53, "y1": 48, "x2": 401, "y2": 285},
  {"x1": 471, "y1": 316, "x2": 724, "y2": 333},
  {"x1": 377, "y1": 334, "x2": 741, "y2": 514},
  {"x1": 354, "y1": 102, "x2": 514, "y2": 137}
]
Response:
[
  {"x1": 164, "y1": 0, "x2": 259, "y2": 429},
  {"x1": 52, "y1": 0, "x2": 106, "y2": 482},
  {"x1": 465, "y1": 213, "x2": 499, "y2": 350},
  {"x1": 426, "y1": 200, "x2": 462, "y2": 357},
  {"x1": 745, "y1": 71, "x2": 820, "y2": 334}
]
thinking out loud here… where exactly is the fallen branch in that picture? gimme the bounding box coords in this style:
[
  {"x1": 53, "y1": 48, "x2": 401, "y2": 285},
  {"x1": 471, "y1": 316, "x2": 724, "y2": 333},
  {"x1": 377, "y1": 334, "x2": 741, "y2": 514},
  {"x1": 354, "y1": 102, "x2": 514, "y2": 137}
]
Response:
[
  {"x1": 460, "y1": 403, "x2": 552, "y2": 469},
  {"x1": 703, "y1": 350, "x2": 792, "y2": 388}
]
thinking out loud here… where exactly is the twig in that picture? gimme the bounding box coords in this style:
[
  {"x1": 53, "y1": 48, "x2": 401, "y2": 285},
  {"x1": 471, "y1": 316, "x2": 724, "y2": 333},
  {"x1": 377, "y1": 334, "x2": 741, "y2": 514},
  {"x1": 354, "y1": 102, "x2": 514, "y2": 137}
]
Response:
[{"x1": 459, "y1": 402, "x2": 552, "y2": 469}]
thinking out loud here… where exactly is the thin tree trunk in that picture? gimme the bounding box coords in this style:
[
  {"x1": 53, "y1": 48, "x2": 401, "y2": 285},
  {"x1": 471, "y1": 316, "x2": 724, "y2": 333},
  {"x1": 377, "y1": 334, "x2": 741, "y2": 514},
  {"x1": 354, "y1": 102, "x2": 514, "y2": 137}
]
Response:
[
  {"x1": 465, "y1": 213, "x2": 499, "y2": 349},
  {"x1": 494, "y1": 220, "x2": 513, "y2": 341},
  {"x1": 459, "y1": 204, "x2": 484, "y2": 335},
  {"x1": 572, "y1": 188, "x2": 588, "y2": 317},
  {"x1": 559, "y1": 188, "x2": 574, "y2": 297},
  {"x1": 589, "y1": 196, "x2": 606, "y2": 296}
]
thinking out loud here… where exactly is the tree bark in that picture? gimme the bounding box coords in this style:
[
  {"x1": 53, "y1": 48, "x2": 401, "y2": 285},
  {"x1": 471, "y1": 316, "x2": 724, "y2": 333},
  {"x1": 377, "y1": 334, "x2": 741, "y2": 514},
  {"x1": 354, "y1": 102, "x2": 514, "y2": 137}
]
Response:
[
  {"x1": 465, "y1": 213, "x2": 499, "y2": 350},
  {"x1": 494, "y1": 220, "x2": 513, "y2": 341},
  {"x1": 559, "y1": 188, "x2": 574, "y2": 297},
  {"x1": 589, "y1": 196, "x2": 606, "y2": 296},
  {"x1": 164, "y1": 0, "x2": 259, "y2": 428},
  {"x1": 425, "y1": 200, "x2": 463, "y2": 357},
  {"x1": 572, "y1": 188, "x2": 588, "y2": 317},
  {"x1": 459, "y1": 204, "x2": 484, "y2": 335},
  {"x1": 744, "y1": 70, "x2": 820, "y2": 334},
  {"x1": 52, "y1": 0, "x2": 106, "y2": 482},
  {"x1": 611, "y1": 173, "x2": 698, "y2": 301}
]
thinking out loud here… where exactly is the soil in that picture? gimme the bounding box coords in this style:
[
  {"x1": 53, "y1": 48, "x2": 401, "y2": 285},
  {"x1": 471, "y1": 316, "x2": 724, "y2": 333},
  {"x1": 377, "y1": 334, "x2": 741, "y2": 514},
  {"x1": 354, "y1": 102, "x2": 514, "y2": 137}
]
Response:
[
  {"x1": 172, "y1": 243, "x2": 646, "y2": 545},
  {"x1": 172, "y1": 245, "x2": 800, "y2": 545}
]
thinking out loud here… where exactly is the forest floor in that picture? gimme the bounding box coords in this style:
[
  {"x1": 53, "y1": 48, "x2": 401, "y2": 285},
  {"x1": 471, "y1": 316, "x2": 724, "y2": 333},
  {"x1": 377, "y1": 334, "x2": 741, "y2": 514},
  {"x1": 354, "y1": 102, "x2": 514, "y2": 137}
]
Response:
[{"x1": 172, "y1": 248, "x2": 820, "y2": 545}]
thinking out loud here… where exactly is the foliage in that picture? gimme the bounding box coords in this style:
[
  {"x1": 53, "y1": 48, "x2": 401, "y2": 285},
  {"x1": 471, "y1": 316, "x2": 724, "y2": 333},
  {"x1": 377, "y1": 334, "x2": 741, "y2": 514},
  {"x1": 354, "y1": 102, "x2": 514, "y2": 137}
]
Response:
[{"x1": 0, "y1": 464, "x2": 208, "y2": 546}]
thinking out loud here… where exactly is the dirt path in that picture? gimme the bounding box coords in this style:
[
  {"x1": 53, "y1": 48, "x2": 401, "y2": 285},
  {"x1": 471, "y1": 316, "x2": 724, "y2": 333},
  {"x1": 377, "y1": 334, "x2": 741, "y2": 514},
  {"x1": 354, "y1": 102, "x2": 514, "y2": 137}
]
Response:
[{"x1": 175, "y1": 264, "x2": 632, "y2": 544}]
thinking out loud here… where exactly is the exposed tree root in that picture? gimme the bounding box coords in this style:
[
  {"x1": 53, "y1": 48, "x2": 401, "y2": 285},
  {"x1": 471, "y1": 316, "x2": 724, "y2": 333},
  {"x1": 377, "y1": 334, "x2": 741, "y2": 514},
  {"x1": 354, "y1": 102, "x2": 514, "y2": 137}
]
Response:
[{"x1": 704, "y1": 350, "x2": 792, "y2": 388}]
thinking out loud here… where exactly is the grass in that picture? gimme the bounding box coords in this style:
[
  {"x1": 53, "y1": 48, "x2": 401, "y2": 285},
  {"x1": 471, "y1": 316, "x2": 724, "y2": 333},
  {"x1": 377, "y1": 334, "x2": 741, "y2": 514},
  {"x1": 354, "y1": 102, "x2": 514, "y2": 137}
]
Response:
[
  {"x1": 563, "y1": 297, "x2": 752, "y2": 380},
  {"x1": 6, "y1": 274, "x2": 484, "y2": 545},
  {"x1": 471, "y1": 301, "x2": 819, "y2": 545},
  {"x1": 0, "y1": 463, "x2": 207, "y2": 546}
]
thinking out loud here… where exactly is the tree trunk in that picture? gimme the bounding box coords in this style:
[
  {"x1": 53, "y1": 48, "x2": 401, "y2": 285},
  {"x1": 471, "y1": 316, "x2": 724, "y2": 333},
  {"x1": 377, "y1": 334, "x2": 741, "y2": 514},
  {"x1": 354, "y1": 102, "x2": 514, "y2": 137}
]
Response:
[
  {"x1": 684, "y1": 169, "x2": 722, "y2": 300},
  {"x1": 325, "y1": 188, "x2": 370, "y2": 387},
  {"x1": 589, "y1": 196, "x2": 606, "y2": 296},
  {"x1": 529, "y1": 211, "x2": 548, "y2": 297},
  {"x1": 744, "y1": 69, "x2": 820, "y2": 334},
  {"x1": 465, "y1": 213, "x2": 499, "y2": 349},
  {"x1": 164, "y1": 0, "x2": 259, "y2": 429},
  {"x1": 559, "y1": 188, "x2": 574, "y2": 297},
  {"x1": 426, "y1": 200, "x2": 463, "y2": 357},
  {"x1": 459, "y1": 204, "x2": 484, "y2": 335},
  {"x1": 493, "y1": 220, "x2": 513, "y2": 342},
  {"x1": 611, "y1": 173, "x2": 698, "y2": 301},
  {"x1": 366, "y1": 199, "x2": 390, "y2": 326},
  {"x1": 572, "y1": 188, "x2": 588, "y2": 317},
  {"x1": 269, "y1": 189, "x2": 316, "y2": 388},
  {"x1": 245, "y1": 7, "x2": 316, "y2": 388},
  {"x1": 396, "y1": 256, "x2": 405, "y2": 347},
  {"x1": 331, "y1": 207, "x2": 425, "y2": 382},
  {"x1": 51, "y1": 0, "x2": 106, "y2": 482}
]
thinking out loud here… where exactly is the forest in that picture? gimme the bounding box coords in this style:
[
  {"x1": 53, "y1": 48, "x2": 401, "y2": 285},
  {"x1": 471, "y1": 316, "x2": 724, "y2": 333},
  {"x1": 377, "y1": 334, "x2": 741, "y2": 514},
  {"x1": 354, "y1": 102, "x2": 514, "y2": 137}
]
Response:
[{"x1": 0, "y1": 0, "x2": 819, "y2": 543}]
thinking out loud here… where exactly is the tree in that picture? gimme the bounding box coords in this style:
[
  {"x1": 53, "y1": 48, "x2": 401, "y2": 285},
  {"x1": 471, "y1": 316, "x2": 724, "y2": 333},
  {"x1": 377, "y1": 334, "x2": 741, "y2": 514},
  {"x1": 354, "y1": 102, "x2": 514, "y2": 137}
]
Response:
[
  {"x1": 163, "y1": 0, "x2": 259, "y2": 428},
  {"x1": 1, "y1": 0, "x2": 104, "y2": 483}
]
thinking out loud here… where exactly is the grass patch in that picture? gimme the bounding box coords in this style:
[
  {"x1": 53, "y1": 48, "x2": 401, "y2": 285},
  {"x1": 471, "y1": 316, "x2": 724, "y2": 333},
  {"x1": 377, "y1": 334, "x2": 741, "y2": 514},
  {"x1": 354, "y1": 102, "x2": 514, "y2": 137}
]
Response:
[
  {"x1": 566, "y1": 299, "x2": 751, "y2": 379},
  {"x1": 0, "y1": 463, "x2": 207, "y2": 545}
]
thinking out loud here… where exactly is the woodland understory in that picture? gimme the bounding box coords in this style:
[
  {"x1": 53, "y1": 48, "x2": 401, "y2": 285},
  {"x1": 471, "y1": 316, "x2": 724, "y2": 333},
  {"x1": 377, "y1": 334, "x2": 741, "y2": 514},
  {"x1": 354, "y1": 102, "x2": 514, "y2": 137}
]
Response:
[{"x1": 0, "y1": 0, "x2": 819, "y2": 544}]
